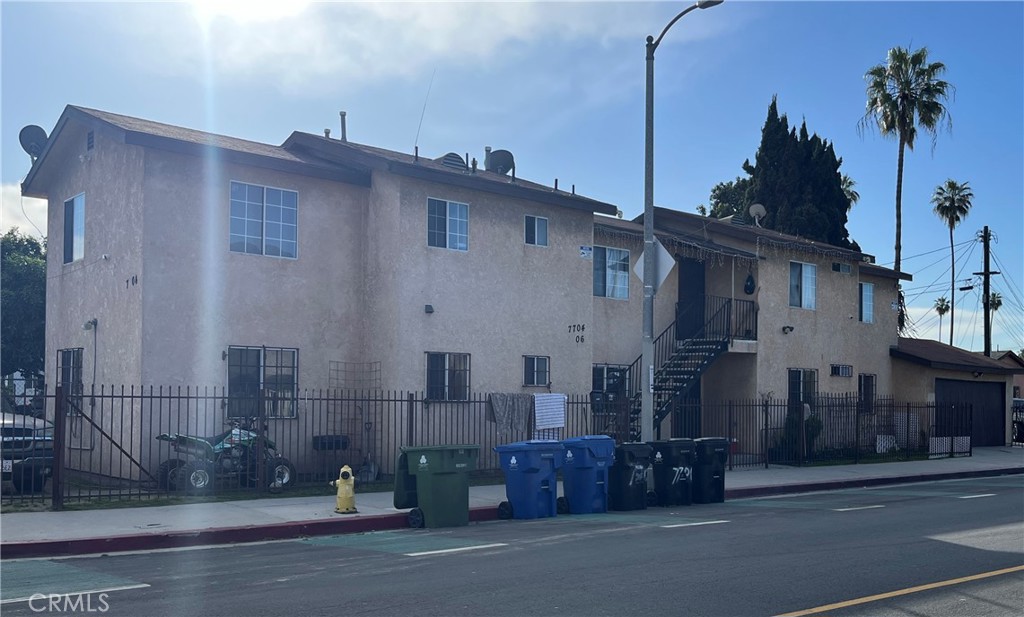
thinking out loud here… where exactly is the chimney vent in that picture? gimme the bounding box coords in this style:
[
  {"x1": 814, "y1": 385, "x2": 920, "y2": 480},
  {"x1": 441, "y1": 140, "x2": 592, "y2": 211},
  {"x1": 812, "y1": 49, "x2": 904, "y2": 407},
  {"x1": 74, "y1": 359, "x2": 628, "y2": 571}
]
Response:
[
  {"x1": 339, "y1": 111, "x2": 347, "y2": 142},
  {"x1": 324, "y1": 128, "x2": 331, "y2": 138}
]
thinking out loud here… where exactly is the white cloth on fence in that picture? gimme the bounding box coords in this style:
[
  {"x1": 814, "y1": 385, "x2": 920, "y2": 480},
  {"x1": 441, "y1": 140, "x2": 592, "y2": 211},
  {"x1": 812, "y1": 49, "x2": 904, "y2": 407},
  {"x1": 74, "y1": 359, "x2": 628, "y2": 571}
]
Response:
[{"x1": 534, "y1": 393, "x2": 566, "y2": 430}]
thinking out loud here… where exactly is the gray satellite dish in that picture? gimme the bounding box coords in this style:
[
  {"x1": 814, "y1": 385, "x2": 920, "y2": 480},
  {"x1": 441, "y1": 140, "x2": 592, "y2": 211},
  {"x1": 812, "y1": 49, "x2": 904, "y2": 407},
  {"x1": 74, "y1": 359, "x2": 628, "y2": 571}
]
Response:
[
  {"x1": 486, "y1": 149, "x2": 515, "y2": 175},
  {"x1": 748, "y1": 203, "x2": 767, "y2": 227},
  {"x1": 19, "y1": 125, "x2": 48, "y2": 160}
]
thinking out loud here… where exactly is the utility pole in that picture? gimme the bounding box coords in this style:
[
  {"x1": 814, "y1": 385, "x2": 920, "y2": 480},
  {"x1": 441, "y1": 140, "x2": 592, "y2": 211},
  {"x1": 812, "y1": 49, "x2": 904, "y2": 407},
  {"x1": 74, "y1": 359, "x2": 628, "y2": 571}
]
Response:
[{"x1": 973, "y1": 226, "x2": 1000, "y2": 357}]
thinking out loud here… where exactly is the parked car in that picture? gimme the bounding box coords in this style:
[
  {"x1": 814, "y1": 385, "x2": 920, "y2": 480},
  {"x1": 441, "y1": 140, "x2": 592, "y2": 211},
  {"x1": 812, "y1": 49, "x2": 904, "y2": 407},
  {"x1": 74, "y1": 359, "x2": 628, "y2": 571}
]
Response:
[{"x1": 1, "y1": 411, "x2": 54, "y2": 494}]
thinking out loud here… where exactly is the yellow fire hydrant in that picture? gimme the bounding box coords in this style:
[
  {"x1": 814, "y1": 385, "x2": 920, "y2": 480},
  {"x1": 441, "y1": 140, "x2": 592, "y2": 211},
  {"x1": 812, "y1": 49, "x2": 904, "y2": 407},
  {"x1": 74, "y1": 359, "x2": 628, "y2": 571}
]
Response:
[{"x1": 330, "y1": 465, "x2": 357, "y2": 514}]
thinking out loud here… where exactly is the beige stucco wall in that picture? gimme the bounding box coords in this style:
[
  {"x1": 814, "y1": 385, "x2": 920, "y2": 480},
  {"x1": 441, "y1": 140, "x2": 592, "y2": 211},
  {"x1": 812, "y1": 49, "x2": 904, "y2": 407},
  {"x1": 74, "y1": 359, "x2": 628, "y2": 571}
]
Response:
[
  {"x1": 45, "y1": 120, "x2": 146, "y2": 389},
  {"x1": 366, "y1": 174, "x2": 597, "y2": 395}
]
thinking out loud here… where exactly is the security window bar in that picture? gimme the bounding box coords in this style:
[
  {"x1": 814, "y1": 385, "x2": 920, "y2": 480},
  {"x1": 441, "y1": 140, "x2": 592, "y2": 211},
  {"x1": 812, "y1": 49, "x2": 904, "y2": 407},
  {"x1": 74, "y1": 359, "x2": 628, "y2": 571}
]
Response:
[
  {"x1": 63, "y1": 194, "x2": 84, "y2": 264},
  {"x1": 525, "y1": 215, "x2": 548, "y2": 247},
  {"x1": 523, "y1": 356, "x2": 550, "y2": 386},
  {"x1": 830, "y1": 364, "x2": 853, "y2": 378},
  {"x1": 593, "y1": 246, "x2": 629, "y2": 299},
  {"x1": 229, "y1": 181, "x2": 298, "y2": 258},
  {"x1": 56, "y1": 348, "x2": 84, "y2": 415},
  {"x1": 787, "y1": 368, "x2": 817, "y2": 406},
  {"x1": 859, "y1": 282, "x2": 874, "y2": 323},
  {"x1": 789, "y1": 261, "x2": 816, "y2": 309},
  {"x1": 426, "y1": 352, "x2": 470, "y2": 401},
  {"x1": 858, "y1": 373, "x2": 876, "y2": 414},
  {"x1": 227, "y1": 346, "x2": 298, "y2": 417},
  {"x1": 427, "y1": 198, "x2": 469, "y2": 251}
]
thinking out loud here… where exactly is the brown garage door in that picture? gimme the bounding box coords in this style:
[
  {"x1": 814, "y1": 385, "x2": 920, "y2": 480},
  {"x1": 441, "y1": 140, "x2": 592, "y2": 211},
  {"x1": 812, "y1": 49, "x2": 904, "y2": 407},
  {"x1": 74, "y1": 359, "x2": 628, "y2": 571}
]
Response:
[{"x1": 935, "y1": 379, "x2": 1006, "y2": 447}]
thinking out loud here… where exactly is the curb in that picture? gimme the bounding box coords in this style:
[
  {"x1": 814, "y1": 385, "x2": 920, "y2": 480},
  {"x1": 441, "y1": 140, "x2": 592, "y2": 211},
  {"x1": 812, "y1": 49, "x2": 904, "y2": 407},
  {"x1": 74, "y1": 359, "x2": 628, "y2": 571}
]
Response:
[{"x1": 3, "y1": 468, "x2": 1019, "y2": 560}]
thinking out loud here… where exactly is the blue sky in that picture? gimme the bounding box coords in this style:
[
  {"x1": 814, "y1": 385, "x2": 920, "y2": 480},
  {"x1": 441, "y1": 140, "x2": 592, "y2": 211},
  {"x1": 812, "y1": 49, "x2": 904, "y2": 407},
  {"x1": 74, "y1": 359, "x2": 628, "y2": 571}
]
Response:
[{"x1": 2, "y1": 0, "x2": 1022, "y2": 353}]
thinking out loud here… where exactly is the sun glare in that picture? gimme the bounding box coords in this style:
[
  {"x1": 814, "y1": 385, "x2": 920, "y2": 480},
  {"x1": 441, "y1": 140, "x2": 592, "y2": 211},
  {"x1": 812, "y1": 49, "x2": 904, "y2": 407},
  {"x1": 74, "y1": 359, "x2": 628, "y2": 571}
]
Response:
[{"x1": 190, "y1": 0, "x2": 311, "y2": 28}]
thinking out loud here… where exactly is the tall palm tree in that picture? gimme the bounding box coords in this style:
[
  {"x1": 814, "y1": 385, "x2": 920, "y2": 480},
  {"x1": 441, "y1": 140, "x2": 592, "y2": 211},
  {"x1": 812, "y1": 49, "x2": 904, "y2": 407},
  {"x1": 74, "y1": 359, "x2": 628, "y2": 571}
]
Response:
[
  {"x1": 988, "y1": 291, "x2": 1003, "y2": 334},
  {"x1": 931, "y1": 179, "x2": 973, "y2": 346},
  {"x1": 934, "y1": 296, "x2": 949, "y2": 341},
  {"x1": 860, "y1": 46, "x2": 953, "y2": 274}
]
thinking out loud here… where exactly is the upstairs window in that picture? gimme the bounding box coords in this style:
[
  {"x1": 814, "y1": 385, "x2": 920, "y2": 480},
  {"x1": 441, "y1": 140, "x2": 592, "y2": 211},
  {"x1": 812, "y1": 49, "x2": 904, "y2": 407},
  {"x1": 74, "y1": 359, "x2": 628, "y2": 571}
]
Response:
[
  {"x1": 63, "y1": 194, "x2": 85, "y2": 264},
  {"x1": 859, "y1": 282, "x2": 874, "y2": 323},
  {"x1": 426, "y1": 352, "x2": 470, "y2": 401},
  {"x1": 523, "y1": 356, "x2": 550, "y2": 386},
  {"x1": 229, "y1": 181, "x2": 298, "y2": 258},
  {"x1": 593, "y1": 246, "x2": 629, "y2": 299},
  {"x1": 427, "y1": 198, "x2": 469, "y2": 251},
  {"x1": 787, "y1": 368, "x2": 817, "y2": 406},
  {"x1": 789, "y1": 262, "x2": 816, "y2": 309},
  {"x1": 525, "y1": 215, "x2": 548, "y2": 247}
]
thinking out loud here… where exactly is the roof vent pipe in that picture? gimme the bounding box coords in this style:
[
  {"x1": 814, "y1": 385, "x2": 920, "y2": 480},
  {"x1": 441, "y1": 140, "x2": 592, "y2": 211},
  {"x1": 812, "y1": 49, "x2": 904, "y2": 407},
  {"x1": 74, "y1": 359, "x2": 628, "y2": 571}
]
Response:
[
  {"x1": 339, "y1": 111, "x2": 347, "y2": 142},
  {"x1": 415, "y1": 146, "x2": 419, "y2": 163},
  {"x1": 555, "y1": 179, "x2": 559, "y2": 191},
  {"x1": 324, "y1": 128, "x2": 331, "y2": 138},
  {"x1": 484, "y1": 146, "x2": 492, "y2": 170}
]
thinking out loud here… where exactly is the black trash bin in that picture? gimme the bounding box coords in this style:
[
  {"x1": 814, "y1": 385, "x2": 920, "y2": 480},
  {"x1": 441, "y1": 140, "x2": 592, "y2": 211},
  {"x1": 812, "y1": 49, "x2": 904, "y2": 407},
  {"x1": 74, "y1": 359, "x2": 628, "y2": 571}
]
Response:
[
  {"x1": 648, "y1": 438, "x2": 695, "y2": 506},
  {"x1": 609, "y1": 442, "x2": 653, "y2": 511},
  {"x1": 692, "y1": 437, "x2": 728, "y2": 504}
]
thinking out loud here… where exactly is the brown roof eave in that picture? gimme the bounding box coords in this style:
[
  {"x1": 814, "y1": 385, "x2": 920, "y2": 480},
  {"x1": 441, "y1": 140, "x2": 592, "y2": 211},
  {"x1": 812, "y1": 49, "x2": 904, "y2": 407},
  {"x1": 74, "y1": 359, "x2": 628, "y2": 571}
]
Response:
[
  {"x1": 889, "y1": 346, "x2": 1022, "y2": 375},
  {"x1": 388, "y1": 160, "x2": 618, "y2": 215}
]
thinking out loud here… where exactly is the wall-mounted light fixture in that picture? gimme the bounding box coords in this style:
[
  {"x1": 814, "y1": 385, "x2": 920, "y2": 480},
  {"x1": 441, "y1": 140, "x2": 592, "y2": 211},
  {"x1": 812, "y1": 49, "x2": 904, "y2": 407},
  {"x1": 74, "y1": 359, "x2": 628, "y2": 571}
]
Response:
[
  {"x1": 83, "y1": 318, "x2": 97, "y2": 331},
  {"x1": 424, "y1": 304, "x2": 434, "y2": 314},
  {"x1": 972, "y1": 371, "x2": 983, "y2": 378},
  {"x1": 781, "y1": 325, "x2": 794, "y2": 334}
]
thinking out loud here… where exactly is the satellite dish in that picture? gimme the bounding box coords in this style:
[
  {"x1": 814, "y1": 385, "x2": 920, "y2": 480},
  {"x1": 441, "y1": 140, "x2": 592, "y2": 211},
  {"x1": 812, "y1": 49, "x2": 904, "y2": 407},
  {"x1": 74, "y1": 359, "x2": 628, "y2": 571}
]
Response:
[
  {"x1": 19, "y1": 125, "x2": 48, "y2": 160},
  {"x1": 748, "y1": 203, "x2": 767, "y2": 227},
  {"x1": 486, "y1": 149, "x2": 515, "y2": 176}
]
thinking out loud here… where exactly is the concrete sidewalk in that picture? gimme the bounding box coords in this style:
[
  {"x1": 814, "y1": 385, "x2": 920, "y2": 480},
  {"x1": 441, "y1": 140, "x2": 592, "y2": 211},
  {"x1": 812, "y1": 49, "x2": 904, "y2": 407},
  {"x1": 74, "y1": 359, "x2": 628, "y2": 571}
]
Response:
[{"x1": 2, "y1": 447, "x2": 1021, "y2": 559}]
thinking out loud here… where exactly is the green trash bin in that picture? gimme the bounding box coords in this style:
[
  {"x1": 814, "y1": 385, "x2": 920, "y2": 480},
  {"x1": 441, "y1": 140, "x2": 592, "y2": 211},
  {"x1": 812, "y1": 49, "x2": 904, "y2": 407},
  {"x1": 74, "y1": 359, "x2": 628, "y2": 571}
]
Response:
[{"x1": 393, "y1": 445, "x2": 480, "y2": 528}]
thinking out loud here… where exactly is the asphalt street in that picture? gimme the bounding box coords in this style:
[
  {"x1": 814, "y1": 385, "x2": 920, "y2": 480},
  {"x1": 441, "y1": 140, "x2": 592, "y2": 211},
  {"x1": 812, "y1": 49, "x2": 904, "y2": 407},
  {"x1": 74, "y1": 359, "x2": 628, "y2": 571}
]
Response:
[{"x1": 2, "y1": 475, "x2": 1022, "y2": 617}]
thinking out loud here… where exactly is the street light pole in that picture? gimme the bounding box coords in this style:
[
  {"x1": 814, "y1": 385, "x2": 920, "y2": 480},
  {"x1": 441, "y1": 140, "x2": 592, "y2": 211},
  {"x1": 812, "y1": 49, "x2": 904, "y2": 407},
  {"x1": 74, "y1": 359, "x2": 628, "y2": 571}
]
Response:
[{"x1": 642, "y1": 0, "x2": 722, "y2": 443}]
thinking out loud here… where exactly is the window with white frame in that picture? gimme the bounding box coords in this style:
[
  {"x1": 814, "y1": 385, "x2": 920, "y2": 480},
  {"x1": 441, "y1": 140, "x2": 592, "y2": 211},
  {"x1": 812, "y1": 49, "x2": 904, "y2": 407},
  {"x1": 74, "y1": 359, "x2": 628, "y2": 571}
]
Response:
[
  {"x1": 592, "y1": 364, "x2": 630, "y2": 395},
  {"x1": 830, "y1": 364, "x2": 853, "y2": 378},
  {"x1": 63, "y1": 194, "x2": 84, "y2": 264},
  {"x1": 787, "y1": 368, "x2": 817, "y2": 405},
  {"x1": 859, "y1": 282, "x2": 874, "y2": 323},
  {"x1": 789, "y1": 261, "x2": 816, "y2": 309},
  {"x1": 593, "y1": 246, "x2": 629, "y2": 299},
  {"x1": 229, "y1": 181, "x2": 298, "y2": 258},
  {"x1": 523, "y1": 356, "x2": 550, "y2": 386},
  {"x1": 227, "y1": 346, "x2": 298, "y2": 417},
  {"x1": 525, "y1": 215, "x2": 548, "y2": 247},
  {"x1": 426, "y1": 352, "x2": 470, "y2": 400},
  {"x1": 427, "y1": 198, "x2": 468, "y2": 251}
]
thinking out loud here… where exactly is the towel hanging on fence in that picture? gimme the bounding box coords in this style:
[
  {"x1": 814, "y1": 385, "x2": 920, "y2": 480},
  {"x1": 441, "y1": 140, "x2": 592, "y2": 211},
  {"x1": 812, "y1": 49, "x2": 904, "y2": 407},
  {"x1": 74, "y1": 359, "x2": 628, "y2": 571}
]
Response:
[
  {"x1": 487, "y1": 393, "x2": 533, "y2": 435},
  {"x1": 534, "y1": 393, "x2": 566, "y2": 430}
]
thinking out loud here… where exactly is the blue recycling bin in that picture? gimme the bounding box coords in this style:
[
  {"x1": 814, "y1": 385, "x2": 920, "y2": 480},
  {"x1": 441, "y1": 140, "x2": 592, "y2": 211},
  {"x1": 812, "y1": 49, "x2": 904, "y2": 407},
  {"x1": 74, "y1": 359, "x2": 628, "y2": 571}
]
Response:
[
  {"x1": 558, "y1": 435, "x2": 616, "y2": 514},
  {"x1": 494, "y1": 440, "x2": 564, "y2": 520}
]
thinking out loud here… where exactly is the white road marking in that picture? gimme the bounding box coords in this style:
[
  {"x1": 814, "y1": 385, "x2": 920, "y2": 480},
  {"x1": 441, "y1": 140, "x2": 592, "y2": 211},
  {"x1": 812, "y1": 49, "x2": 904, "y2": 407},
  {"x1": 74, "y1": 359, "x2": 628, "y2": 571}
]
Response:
[
  {"x1": 404, "y1": 543, "x2": 507, "y2": 557},
  {"x1": 661, "y1": 520, "x2": 730, "y2": 529},
  {"x1": 832, "y1": 505, "x2": 886, "y2": 512},
  {"x1": 1, "y1": 583, "x2": 151, "y2": 605},
  {"x1": 958, "y1": 494, "x2": 996, "y2": 499}
]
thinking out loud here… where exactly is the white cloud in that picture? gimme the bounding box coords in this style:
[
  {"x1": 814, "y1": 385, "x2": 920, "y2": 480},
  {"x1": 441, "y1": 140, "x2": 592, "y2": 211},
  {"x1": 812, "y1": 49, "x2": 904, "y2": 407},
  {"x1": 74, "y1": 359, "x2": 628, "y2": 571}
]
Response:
[
  {"x1": 1, "y1": 183, "x2": 47, "y2": 240},
  {"x1": 119, "y1": 2, "x2": 731, "y2": 94}
]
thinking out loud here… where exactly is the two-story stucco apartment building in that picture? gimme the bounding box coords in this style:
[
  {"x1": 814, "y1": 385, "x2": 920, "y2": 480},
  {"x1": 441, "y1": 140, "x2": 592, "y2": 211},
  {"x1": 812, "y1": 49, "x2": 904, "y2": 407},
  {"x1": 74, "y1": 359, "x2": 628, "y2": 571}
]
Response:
[{"x1": 22, "y1": 105, "x2": 1016, "y2": 453}]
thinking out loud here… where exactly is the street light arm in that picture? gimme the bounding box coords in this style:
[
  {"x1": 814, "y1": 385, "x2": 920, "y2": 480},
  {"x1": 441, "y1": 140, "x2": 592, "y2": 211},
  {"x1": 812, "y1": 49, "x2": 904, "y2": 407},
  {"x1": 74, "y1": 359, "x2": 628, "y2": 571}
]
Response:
[{"x1": 649, "y1": 3, "x2": 702, "y2": 56}]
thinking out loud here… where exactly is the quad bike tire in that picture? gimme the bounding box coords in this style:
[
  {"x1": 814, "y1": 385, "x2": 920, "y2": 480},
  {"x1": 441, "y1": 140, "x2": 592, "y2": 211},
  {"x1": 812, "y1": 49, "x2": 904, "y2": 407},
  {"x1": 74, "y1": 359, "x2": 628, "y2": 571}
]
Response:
[
  {"x1": 156, "y1": 459, "x2": 185, "y2": 491},
  {"x1": 266, "y1": 457, "x2": 297, "y2": 492},
  {"x1": 176, "y1": 462, "x2": 214, "y2": 495}
]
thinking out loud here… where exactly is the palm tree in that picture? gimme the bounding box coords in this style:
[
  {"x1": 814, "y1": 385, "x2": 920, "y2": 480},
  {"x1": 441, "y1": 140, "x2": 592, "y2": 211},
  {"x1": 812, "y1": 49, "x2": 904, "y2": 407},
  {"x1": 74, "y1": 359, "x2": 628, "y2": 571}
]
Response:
[
  {"x1": 988, "y1": 291, "x2": 1003, "y2": 334},
  {"x1": 841, "y1": 174, "x2": 860, "y2": 212},
  {"x1": 860, "y1": 46, "x2": 953, "y2": 274},
  {"x1": 931, "y1": 179, "x2": 973, "y2": 346},
  {"x1": 934, "y1": 296, "x2": 949, "y2": 341}
]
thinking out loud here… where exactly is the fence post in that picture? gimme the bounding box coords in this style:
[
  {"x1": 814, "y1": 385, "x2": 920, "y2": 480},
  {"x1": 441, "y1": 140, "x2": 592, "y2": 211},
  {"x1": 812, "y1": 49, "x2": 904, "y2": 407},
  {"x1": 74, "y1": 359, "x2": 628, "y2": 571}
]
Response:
[
  {"x1": 256, "y1": 388, "x2": 266, "y2": 493},
  {"x1": 52, "y1": 386, "x2": 65, "y2": 511},
  {"x1": 762, "y1": 399, "x2": 769, "y2": 469},
  {"x1": 407, "y1": 393, "x2": 416, "y2": 446},
  {"x1": 727, "y1": 401, "x2": 733, "y2": 471},
  {"x1": 854, "y1": 396, "x2": 860, "y2": 465}
]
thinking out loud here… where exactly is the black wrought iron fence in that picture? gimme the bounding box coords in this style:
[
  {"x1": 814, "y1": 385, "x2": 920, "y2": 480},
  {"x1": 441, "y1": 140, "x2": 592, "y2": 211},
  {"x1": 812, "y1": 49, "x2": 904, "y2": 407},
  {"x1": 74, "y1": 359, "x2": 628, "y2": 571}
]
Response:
[
  {"x1": 1, "y1": 381, "x2": 976, "y2": 508},
  {"x1": 669, "y1": 394, "x2": 973, "y2": 470}
]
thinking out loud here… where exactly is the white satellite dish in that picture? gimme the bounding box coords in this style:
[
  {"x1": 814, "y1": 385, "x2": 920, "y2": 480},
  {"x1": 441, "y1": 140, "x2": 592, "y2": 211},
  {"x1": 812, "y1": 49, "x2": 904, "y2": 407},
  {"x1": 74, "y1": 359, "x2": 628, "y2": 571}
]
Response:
[{"x1": 748, "y1": 203, "x2": 767, "y2": 227}]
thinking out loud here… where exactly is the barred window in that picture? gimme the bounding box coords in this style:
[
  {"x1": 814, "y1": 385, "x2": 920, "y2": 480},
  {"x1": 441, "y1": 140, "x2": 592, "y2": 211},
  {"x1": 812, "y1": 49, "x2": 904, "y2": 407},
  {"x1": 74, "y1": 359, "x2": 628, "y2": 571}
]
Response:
[{"x1": 426, "y1": 352, "x2": 470, "y2": 401}]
